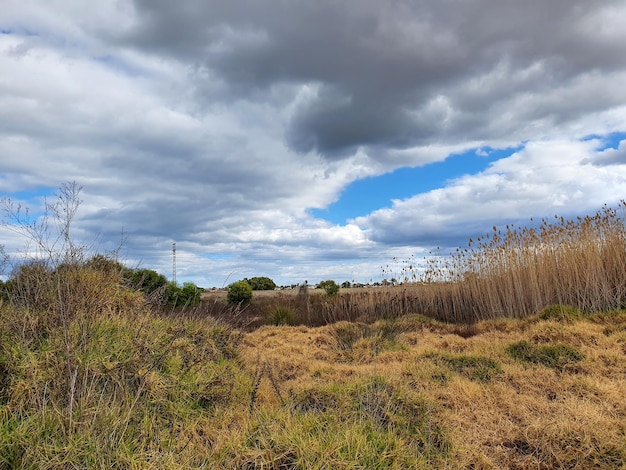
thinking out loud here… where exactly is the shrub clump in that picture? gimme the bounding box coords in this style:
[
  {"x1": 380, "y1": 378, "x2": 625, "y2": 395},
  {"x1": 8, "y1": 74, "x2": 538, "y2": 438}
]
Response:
[
  {"x1": 126, "y1": 268, "x2": 168, "y2": 295},
  {"x1": 167, "y1": 281, "x2": 203, "y2": 308},
  {"x1": 318, "y1": 279, "x2": 339, "y2": 296},
  {"x1": 245, "y1": 276, "x2": 277, "y2": 291},
  {"x1": 227, "y1": 280, "x2": 253, "y2": 304},
  {"x1": 506, "y1": 340, "x2": 585, "y2": 370},
  {"x1": 122, "y1": 267, "x2": 202, "y2": 309}
]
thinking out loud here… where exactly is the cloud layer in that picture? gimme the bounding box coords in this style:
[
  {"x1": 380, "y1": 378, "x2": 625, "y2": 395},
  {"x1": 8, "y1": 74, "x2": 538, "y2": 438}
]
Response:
[{"x1": 1, "y1": 1, "x2": 626, "y2": 286}]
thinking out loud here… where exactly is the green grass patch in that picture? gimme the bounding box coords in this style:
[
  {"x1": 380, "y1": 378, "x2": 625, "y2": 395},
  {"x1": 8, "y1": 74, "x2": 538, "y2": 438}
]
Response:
[
  {"x1": 0, "y1": 307, "x2": 247, "y2": 468},
  {"x1": 506, "y1": 340, "x2": 585, "y2": 370},
  {"x1": 424, "y1": 353, "x2": 503, "y2": 383},
  {"x1": 273, "y1": 377, "x2": 450, "y2": 468},
  {"x1": 538, "y1": 304, "x2": 583, "y2": 322}
]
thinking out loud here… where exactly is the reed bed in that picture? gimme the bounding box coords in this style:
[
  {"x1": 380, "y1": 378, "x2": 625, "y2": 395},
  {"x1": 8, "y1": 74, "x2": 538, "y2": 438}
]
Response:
[
  {"x1": 244, "y1": 202, "x2": 626, "y2": 326},
  {"x1": 414, "y1": 201, "x2": 626, "y2": 322}
]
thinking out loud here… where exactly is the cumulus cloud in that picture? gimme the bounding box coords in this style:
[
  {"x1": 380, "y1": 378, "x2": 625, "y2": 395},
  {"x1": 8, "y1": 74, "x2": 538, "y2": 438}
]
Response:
[{"x1": 356, "y1": 139, "x2": 625, "y2": 247}]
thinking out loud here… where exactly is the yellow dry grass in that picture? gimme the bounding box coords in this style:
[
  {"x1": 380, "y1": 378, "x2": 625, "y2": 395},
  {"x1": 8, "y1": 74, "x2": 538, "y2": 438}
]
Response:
[{"x1": 239, "y1": 314, "x2": 626, "y2": 469}]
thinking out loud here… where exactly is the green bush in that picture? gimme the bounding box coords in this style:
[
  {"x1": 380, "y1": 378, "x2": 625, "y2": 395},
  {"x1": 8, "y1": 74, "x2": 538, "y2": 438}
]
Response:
[
  {"x1": 318, "y1": 279, "x2": 339, "y2": 296},
  {"x1": 122, "y1": 268, "x2": 205, "y2": 309},
  {"x1": 245, "y1": 276, "x2": 277, "y2": 291},
  {"x1": 85, "y1": 255, "x2": 131, "y2": 277},
  {"x1": 227, "y1": 281, "x2": 253, "y2": 304},
  {"x1": 167, "y1": 282, "x2": 203, "y2": 308},
  {"x1": 126, "y1": 268, "x2": 168, "y2": 295}
]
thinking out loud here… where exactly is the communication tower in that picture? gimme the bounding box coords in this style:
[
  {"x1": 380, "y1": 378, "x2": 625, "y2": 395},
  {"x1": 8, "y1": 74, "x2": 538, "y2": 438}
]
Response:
[{"x1": 172, "y1": 242, "x2": 177, "y2": 285}]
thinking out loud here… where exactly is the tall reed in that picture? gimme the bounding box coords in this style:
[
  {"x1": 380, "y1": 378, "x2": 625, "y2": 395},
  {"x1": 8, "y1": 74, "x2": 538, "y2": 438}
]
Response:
[
  {"x1": 403, "y1": 201, "x2": 626, "y2": 322},
  {"x1": 312, "y1": 202, "x2": 626, "y2": 325}
]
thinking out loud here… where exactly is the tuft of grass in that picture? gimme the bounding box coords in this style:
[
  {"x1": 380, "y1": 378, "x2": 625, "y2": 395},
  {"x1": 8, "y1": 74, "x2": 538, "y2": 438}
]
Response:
[
  {"x1": 328, "y1": 320, "x2": 406, "y2": 362},
  {"x1": 266, "y1": 304, "x2": 297, "y2": 326},
  {"x1": 506, "y1": 340, "x2": 585, "y2": 370},
  {"x1": 425, "y1": 353, "x2": 503, "y2": 383},
  {"x1": 290, "y1": 387, "x2": 338, "y2": 413},
  {"x1": 277, "y1": 377, "x2": 450, "y2": 467},
  {"x1": 329, "y1": 321, "x2": 372, "y2": 351},
  {"x1": 0, "y1": 293, "x2": 247, "y2": 468},
  {"x1": 589, "y1": 309, "x2": 626, "y2": 337}
]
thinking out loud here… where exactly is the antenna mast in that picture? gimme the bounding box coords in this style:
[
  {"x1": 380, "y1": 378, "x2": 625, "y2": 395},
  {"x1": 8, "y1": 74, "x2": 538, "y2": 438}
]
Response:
[{"x1": 172, "y1": 242, "x2": 177, "y2": 285}]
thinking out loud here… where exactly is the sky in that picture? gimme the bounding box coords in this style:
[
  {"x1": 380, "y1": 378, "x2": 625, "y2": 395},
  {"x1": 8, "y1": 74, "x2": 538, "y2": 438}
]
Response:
[{"x1": 1, "y1": 0, "x2": 626, "y2": 287}]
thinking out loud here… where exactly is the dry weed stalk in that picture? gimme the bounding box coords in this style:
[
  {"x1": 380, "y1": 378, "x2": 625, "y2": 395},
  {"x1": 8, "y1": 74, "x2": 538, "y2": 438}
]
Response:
[{"x1": 249, "y1": 356, "x2": 285, "y2": 413}]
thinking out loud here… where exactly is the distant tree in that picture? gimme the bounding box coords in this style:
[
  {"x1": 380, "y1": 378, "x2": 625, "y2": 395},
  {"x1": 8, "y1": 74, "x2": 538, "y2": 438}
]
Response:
[
  {"x1": 341, "y1": 280, "x2": 351, "y2": 289},
  {"x1": 318, "y1": 279, "x2": 339, "y2": 296},
  {"x1": 227, "y1": 280, "x2": 253, "y2": 304},
  {"x1": 167, "y1": 281, "x2": 203, "y2": 308},
  {"x1": 245, "y1": 276, "x2": 277, "y2": 291}
]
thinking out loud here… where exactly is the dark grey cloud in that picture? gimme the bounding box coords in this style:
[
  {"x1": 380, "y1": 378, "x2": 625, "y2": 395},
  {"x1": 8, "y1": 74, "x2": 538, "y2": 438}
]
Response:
[{"x1": 118, "y1": 0, "x2": 626, "y2": 158}]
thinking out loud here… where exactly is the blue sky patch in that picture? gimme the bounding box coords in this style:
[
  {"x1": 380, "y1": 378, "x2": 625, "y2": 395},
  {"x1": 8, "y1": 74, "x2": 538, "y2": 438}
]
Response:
[
  {"x1": 0, "y1": 186, "x2": 56, "y2": 221},
  {"x1": 2, "y1": 186, "x2": 56, "y2": 202},
  {"x1": 582, "y1": 131, "x2": 626, "y2": 150},
  {"x1": 311, "y1": 145, "x2": 523, "y2": 224}
]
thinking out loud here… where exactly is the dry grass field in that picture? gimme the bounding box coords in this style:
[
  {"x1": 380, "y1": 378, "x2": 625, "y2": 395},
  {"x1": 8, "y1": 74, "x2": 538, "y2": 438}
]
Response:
[{"x1": 238, "y1": 309, "x2": 626, "y2": 468}]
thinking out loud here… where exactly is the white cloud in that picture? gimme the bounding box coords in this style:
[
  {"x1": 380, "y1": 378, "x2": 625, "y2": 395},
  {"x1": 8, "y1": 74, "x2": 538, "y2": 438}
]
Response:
[{"x1": 356, "y1": 139, "x2": 626, "y2": 247}]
